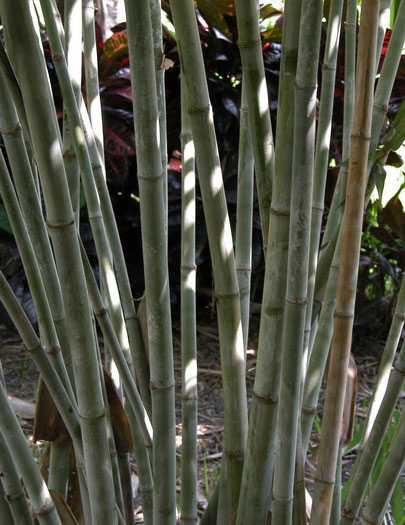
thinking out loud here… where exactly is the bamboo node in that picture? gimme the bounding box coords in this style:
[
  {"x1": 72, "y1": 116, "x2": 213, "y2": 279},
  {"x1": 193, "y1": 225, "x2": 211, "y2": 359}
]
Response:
[
  {"x1": 88, "y1": 211, "x2": 104, "y2": 221},
  {"x1": 350, "y1": 131, "x2": 372, "y2": 141},
  {"x1": 341, "y1": 508, "x2": 356, "y2": 520},
  {"x1": 270, "y1": 206, "x2": 289, "y2": 217},
  {"x1": 188, "y1": 104, "x2": 210, "y2": 115},
  {"x1": 5, "y1": 490, "x2": 25, "y2": 502},
  {"x1": 394, "y1": 312, "x2": 405, "y2": 321},
  {"x1": 46, "y1": 344, "x2": 61, "y2": 357},
  {"x1": 123, "y1": 312, "x2": 137, "y2": 322},
  {"x1": 322, "y1": 64, "x2": 337, "y2": 73},
  {"x1": 214, "y1": 291, "x2": 239, "y2": 300},
  {"x1": 33, "y1": 499, "x2": 55, "y2": 518},
  {"x1": 373, "y1": 102, "x2": 388, "y2": 113},
  {"x1": 78, "y1": 408, "x2": 106, "y2": 421},
  {"x1": 302, "y1": 405, "x2": 316, "y2": 416},
  {"x1": 46, "y1": 218, "x2": 75, "y2": 230},
  {"x1": 286, "y1": 297, "x2": 307, "y2": 306},
  {"x1": 253, "y1": 391, "x2": 277, "y2": 405},
  {"x1": 137, "y1": 169, "x2": 166, "y2": 181},
  {"x1": 313, "y1": 476, "x2": 335, "y2": 486},
  {"x1": 334, "y1": 312, "x2": 354, "y2": 320},
  {"x1": 51, "y1": 52, "x2": 64, "y2": 63},
  {"x1": 150, "y1": 381, "x2": 175, "y2": 392},
  {"x1": 181, "y1": 264, "x2": 197, "y2": 272},
  {"x1": 0, "y1": 123, "x2": 22, "y2": 136},
  {"x1": 237, "y1": 38, "x2": 261, "y2": 49}
]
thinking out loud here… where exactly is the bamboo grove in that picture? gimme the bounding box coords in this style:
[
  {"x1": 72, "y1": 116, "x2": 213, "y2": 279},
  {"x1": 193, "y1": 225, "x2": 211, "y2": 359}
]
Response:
[{"x1": 0, "y1": 0, "x2": 403, "y2": 524}]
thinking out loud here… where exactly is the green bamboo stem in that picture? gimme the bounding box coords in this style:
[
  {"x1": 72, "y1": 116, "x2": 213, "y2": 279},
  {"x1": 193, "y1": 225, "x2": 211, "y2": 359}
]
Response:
[
  {"x1": 330, "y1": 444, "x2": 342, "y2": 525},
  {"x1": 124, "y1": 1, "x2": 176, "y2": 522},
  {"x1": 272, "y1": 2, "x2": 323, "y2": 523},
  {"x1": 234, "y1": 0, "x2": 274, "y2": 252},
  {"x1": 309, "y1": 3, "x2": 380, "y2": 523},
  {"x1": 150, "y1": 0, "x2": 168, "y2": 230},
  {"x1": 0, "y1": 423, "x2": 33, "y2": 525},
  {"x1": 48, "y1": 437, "x2": 71, "y2": 498},
  {"x1": 180, "y1": 76, "x2": 198, "y2": 525},
  {"x1": 341, "y1": 337, "x2": 405, "y2": 525},
  {"x1": 82, "y1": 251, "x2": 153, "y2": 525},
  {"x1": 360, "y1": 406, "x2": 405, "y2": 525},
  {"x1": 304, "y1": 0, "x2": 344, "y2": 365},
  {"x1": 236, "y1": 2, "x2": 302, "y2": 522},
  {"x1": 0, "y1": 386, "x2": 61, "y2": 525},
  {"x1": 313, "y1": 0, "x2": 405, "y2": 320},
  {"x1": 168, "y1": 3, "x2": 248, "y2": 522},
  {"x1": 0, "y1": 150, "x2": 74, "y2": 401},
  {"x1": 79, "y1": 101, "x2": 152, "y2": 414},
  {"x1": 235, "y1": 81, "x2": 254, "y2": 352},
  {"x1": 83, "y1": 0, "x2": 104, "y2": 159},
  {"x1": 117, "y1": 453, "x2": 133, "y2": 525},
  {"x1": 63, "y1": 0, "x2": 82, "y2": 221},
  {"x1": 0, "y1": 1, "x2": 117, "y2": 522},
  {"x1": 363, "y1": 276, "x2": 405, "y2": 442},
  {"x1": 0, "y1": 483, "x2": 14, "y2": 525},
  {"x1": 79, "y1": 242, "x2": 153, "y2": 448}
]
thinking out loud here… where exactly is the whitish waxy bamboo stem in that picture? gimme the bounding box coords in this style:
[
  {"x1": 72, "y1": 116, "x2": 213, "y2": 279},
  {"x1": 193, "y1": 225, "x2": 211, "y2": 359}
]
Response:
[
  {"x1": 363, "y1": 276, "x2": 405, "y2": 441},
  {"x1": 310, "y1": 3, "x2": 380, "y2": 523},
  {"x1": 83, "y1": 0, "x2": 104, "y2": 159},
  {"x1": 234, "y1": 0, "x2": 274, "y2": 251},
  {"x1": 63, "y1": 0, "x2": 82, "y2": 221},
  {"x1": 168, "y1": 2, "x2": 248, "y2": 521},
  {"x1": 0, "y1": 387, "x2": 61, "y2": 525},
  {"x1": 304, "y1": 0, "x2": 344, "y2": 363},
  {"x1": 235, "y1": 82, "x2": 254, "y2": 351},
  {"x1": 124, "y1": 0, "x2": 176, "y2": 522},
  {"x1": 360, "y1": 405, "x2": 405, "y2": 525},
  {"x1": 0, "y1": 422, "x2": 33, "y2": 524},
  {"x1": 236, "y1": 2, "x2": 302, "y2": 522},
  {"x1": 272, "y1": 2, "x2": 323, "y2": 523},
  {"x1": 301, "y1": 0, "x2": 357, "y2": 453},
  {"x1": 150, "y1": 0, "x2": 168, "y2": 227},
  {"x1": 341, "y1": 337, "x2": 405, "y2": 524},
  {"x1": 0, "y1": 1, "x2": 116, "y2": 522},
  {"x1": 180, "y1": 77, "x2": 198, "y2": 525}
]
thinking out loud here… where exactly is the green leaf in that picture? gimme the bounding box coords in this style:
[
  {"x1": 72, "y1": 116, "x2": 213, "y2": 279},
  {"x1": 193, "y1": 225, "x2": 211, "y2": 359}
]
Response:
[{"x1": 391, "y1": 479, "x2": 405, "y2": 525}]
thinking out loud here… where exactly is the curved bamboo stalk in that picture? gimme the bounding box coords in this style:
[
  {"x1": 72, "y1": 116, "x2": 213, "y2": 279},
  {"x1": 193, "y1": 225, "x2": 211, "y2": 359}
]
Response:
[
  {"x1": 309, "y1": 3, "x2": 380, "y2": 523},
  {"x1": 83, "y1": 0, "x2": 104, "y2": 159},
  {"x1": 362, "y1": 276, "x2": 405, "y2": 441},
  {"x1": 168, "y1": 2, "x2": 248, "y2": 521},
  {"x1": 0, "y1": 484, "x2": 14, "y2": 525},
  {"x1": 150, "y1": 0, "x2": 168, "y2": 229},
  {"x1": 301, "y1": 0, "x2": 356, "y2": 445},
  {"x1": 272, "y1": 2, "x2": 323, "y2": 523},
  {"x1": 124, "y1": 0, "x2": 176, "y2": 522},
  {"x1": 180, "y1": 77, "x2": 198, "y2": 525},
  {"x1": 360, "y1": 406, "x2": 405, "y2": 525},
  {"x1": 304, "y1": 0, "x2": 344, "y2": 363},
  {"x1": 0, "y1": 1, "x2": 117, "y2": 522},
  {"x1": 235, "y1": 82, "x2": 254, "y2": 351},
  {"x1": 341, "y1": 337, "x2": 405, "y2": 524},
  {"x1": 236, "y1": 2, "x2": 302, "y2": 522},
  {"x1": 63, "y1": 0, "x2": 82, "y2": 221},
  {"x1": 234, "y1": 0, "x2": 274, "y2": 252},
  {"x1": 0, "y1": 388, "x2": 61, "y2": 525},
  {"x1": 0, "y1": 425, "x2": 33, "y2": 525}
]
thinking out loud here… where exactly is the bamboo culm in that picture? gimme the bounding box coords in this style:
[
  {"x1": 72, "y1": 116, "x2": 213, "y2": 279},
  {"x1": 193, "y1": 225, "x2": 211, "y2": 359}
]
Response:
[
  {"x1": 124, "y1": 0, "x2": 177, "y2": 522},
  {"x1": 235, "y1": 81, "x2": 254, "y2": 352},
  {"x1": 310, "y1": 3, "x2": 380, "y2": 522},
  {"x1": 341, "y1": 338, "x2": 405, "y2": 524},
  {"x1": 236, "y1": 2, "x2": 302, "y2": 521},
  {"x1": 0, "y1": 1, "x2": 117, "y2": 521},
  {"x1": 235, "y1": 0, "x2": 274, "y2": 252},
  {"x1": 272, "y1": 2, "x2": 323, "y2": 523},
  {"x1": 169, "y1": 2, "x2": 248, "y2": 521},
  {"x1": 180, "y1": 76, "x2": 198, "y2": 525}
]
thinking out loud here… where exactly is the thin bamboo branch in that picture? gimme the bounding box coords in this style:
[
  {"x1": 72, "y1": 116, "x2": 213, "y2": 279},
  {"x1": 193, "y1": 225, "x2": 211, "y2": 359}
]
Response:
[
  {"x1": 341, "y1": 338, "x2": 405, "y2": 524},
  {"x1": 0, "y1": 1, "x2": 117, "y2": 521},
  {"x1": 235, "y1": 82, "x2": 254, "y2": 352},
  {"x1": 0, "y1": 424, "x2": 33, "y2": 525},
  {"x1": 124, "y1": 0, "x2": 177, "y2": 522},
  {"x1": 180, "y1": 76, "x2": 198, "y2": 525},
  {"x1": 236, "y1": 2, "x2": 302, "y2": 521},
  {"x1": 0, "y1": 386, "x2": 60, "y2": 525},
  {"x1": 310, "y1": 3, "x2": 380, "y2": 523},
  {"x1": 234, "y1": 0, "x2": 274, "y2": 252},
  {"x1": 168, "y1": 2, "x2": 248, "y2": 521},
  {"x1": 360, "y1": 406, "x2": 405, "y2": 525},
  {"x1": 272, "y1": 2, "x2": 323, "y2": 523}
]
